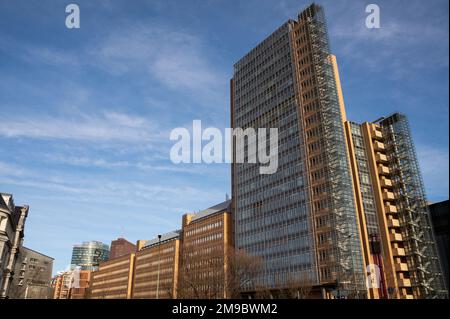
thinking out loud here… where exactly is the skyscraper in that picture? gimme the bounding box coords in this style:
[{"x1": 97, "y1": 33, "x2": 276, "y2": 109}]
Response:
[
  {"x1": 231, "y1": 3, "x2": 366, "y2": 297},
  {"x1": 70, "y1": 241, "x2": 109, "y2": 271},
  {"x1": 344, "y1": 114, "x2": 448, "y2": 299}
]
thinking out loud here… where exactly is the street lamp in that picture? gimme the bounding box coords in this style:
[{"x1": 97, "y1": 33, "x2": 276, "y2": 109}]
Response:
[{"x1": 156, "y1": 234, "x2": 162, "y2": 299}]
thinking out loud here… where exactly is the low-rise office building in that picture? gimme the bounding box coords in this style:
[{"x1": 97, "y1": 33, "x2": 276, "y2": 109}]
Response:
[
  {"x1": 179, "y1": 200, "x2": 233, "y2": 298},
  {"x1": 70, "y1": 269, "x2": 92, "y2": 299},
  {"x1": 90, "y1": 253, "x2": 135, "y2": 299},
  {"x1": 132, "y1": 231, "x2": 181, "y2": 299},
  {"x1": 52, "y1": 271, "x2": 72, "y2": 299},
  {"x1": 52, "y1": 269, "x2": 91, "y2": 299}
]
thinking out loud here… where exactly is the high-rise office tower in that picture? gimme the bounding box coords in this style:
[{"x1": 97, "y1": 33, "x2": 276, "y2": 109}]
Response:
[
  {"x1": 345, "y1": 113, "x2": 448, "y2": 299},
  {"x1": 70, "y1": 241, "x2": 110, "y2": 271},
  {"x1": 231, "y1": 4, "x2": 366, "y2": 297}
]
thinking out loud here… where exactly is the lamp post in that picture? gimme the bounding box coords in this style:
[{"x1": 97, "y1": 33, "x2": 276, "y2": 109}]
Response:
[{"x1": 156, "y1": 234, "x2": 162, "y2": 299}]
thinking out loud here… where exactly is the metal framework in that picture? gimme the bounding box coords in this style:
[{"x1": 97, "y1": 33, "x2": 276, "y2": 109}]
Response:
[
  {"x1": 300, "y1": 4, "x2": 366, "y2": 297},
  {"x1": 379, "y1": 113, "x2": 447, "y2": 298}
]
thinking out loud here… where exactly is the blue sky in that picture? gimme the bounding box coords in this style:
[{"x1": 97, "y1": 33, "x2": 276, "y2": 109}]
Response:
[{"x1": 0, "y1": 0, "x2": 448, "y2": 274}]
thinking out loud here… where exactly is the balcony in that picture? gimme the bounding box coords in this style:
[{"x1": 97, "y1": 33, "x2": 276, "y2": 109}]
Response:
[
  {"x1": 398, "y1": 278, "x2": 412, "y2": 287},
  {"x1": 380, "y1": 177, "x2": 393, "y2": 188},
  {"x1": 371, "y1": 127, "x2": 383, "y2": 140},
  {"x1": 378, "y1": 164, "x2": 390, "y2": 175},
  {"x1": 395, "y1": 263, "x2": 409, "y2": 272},
  {"x1": 375, "y1": 153, "x2": 388, "y2": 163},
  {"x1": 390, "y1": 232, "x2": 403, "y2": 242},
  {"x1": 385, "y1": 204, "x2": 398, "y2": 214},
  {"x1": 392, "y1": 247, "x2": 406, "y2": 256},
  {"x1": 388, "y1": 218, "x2": 400, "y2": 228},
  {"x1": 383, "y1": 191, "x2": 395, "y2": 201},
  {"x1": 373, "y1": 141, "x2": 385, "y2": 151}
]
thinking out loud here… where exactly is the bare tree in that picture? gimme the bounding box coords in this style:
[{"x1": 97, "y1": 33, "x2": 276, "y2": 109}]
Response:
[
  {"x1": 224, "y1": 247, "x2": 262, "y2": 298},
  {"x1": 277, "y1": 271, "x2": 313, "y2": 299},
  {"x1": 176, "y1": 246, "x2": 262, "y2": 299},
  {"x1": 177, "y1": 245, "x2": 225, "y2": 299}
]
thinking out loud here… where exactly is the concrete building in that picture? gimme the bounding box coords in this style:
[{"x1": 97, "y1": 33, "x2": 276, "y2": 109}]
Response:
[
  {"x1": 231, "y1": 3, "x2": 365, "y2": 297},
  {"x1": 70, "y1": 241, "x2": 109, "y2": 271},
  {"x1": 90, "y1": 253, "x2": 135, "y2": 299},
  {"x1": 179, "y1": 200, "x2": 233, "y2": 298},
  {"x1": 132, "y1": 231, "x2": 181, "y2": 299},
  {"x1": 428, "y1": 200, "x2": 449, "y2": 292},
  {"x1": 8, "y1": 247, "x2": 54, "y2": 299},
  {"x1": 0, "y1": 192, "x2": 29, "y2": 299},
  {"x1": 109, "y1": 238, "x2": 136, "y2": 260},
  {"x1": 344, "y1": 114, "x2": 447, "y2": 299}
]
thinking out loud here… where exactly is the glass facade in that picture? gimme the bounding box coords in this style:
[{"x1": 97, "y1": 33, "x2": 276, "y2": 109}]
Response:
[
  {"x1": 70, "y1": 241, "x2": 109, "y2": 271},
  {"x1": 379, "y1": 113, "x2": 447, "y2": 298},
  {"x1": 232, "y1": 22, "x2": 315, "y2": 288},
  {"x1": 349, "y1": 122, "x2": 381, "y2": 237},
  {"x1": 231, "y1": 4, "x2": 366, "y2": 294}
]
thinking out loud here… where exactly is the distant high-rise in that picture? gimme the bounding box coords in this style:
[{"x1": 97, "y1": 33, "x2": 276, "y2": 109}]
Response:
[
  {"x1": 70, "y1": 241, "x2": 109, "y2": 271},
  {"x1": 231, "y1": 3, "x2": 365, "y2": 297}
]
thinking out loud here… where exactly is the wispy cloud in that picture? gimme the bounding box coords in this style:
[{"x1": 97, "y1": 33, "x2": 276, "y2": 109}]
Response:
[
  {"x1": 0, "y1": 111, "x2": 162, "y2": 142},
  {"x1": 88, "y1": 24, "x2": 226, "y2": 101}
]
